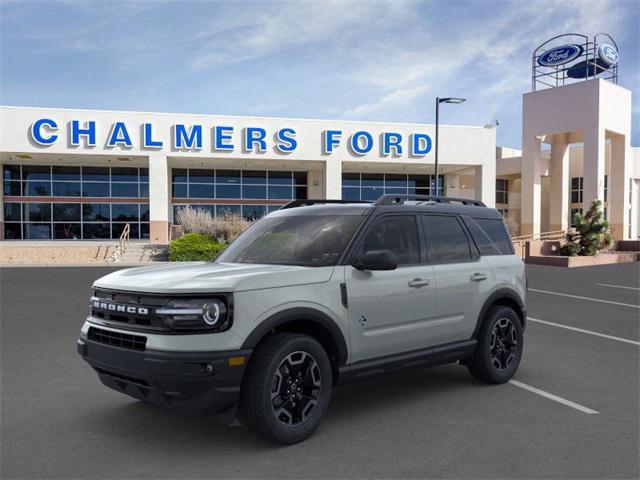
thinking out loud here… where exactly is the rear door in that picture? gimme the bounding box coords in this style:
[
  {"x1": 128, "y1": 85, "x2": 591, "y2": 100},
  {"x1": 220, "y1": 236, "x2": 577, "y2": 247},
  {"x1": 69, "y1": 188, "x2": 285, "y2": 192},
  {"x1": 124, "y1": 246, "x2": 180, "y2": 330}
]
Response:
[
  {"x1": 421, "y1": 214, "x2": 493, "y2": 345},
  {"x1": 345, "y1": 214, "x2": 436, "y2": 363}
]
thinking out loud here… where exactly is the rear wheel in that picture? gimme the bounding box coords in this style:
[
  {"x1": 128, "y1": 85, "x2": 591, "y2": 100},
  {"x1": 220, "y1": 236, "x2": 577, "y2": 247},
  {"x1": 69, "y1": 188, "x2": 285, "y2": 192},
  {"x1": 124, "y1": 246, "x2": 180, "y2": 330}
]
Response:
[
  {"x1": 468, "y1": 306, "x2": 523, "y2": 384},
  {"x1": 240, "y1": 333, "x2": 332, "y2": 444}
]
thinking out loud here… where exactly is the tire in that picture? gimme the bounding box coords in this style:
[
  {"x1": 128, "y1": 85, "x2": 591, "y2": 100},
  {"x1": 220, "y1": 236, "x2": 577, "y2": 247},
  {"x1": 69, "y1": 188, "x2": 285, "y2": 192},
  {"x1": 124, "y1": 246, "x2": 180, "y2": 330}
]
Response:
[
  {"x1": 240, "y1": 333, "x2": 332, "y2": 444},
  {"x1": 468, "y1": 306, "x2": 523, "y2": 384}
]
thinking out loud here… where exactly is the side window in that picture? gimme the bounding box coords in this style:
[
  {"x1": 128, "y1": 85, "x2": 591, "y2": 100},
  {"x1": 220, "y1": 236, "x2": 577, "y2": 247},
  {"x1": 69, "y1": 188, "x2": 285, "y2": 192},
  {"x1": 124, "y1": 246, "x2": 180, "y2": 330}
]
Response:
[
  {"x1": 422, "y1": 215, "x2": 472, "y2": 264},
  {"x1": 476, "y1": 218, "x2": 514, "y2": 255},
  {"x1": 360, "y1": 215, "x2": 420, "y2": 265},
  {"x1": 464, "y1": 217, "x2": 501, "y2": 256}
]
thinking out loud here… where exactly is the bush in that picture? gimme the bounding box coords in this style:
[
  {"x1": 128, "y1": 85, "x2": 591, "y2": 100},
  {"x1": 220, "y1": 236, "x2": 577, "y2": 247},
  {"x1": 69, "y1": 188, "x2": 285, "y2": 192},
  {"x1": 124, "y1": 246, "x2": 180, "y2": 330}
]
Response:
[
  {"x1": 560, "y1": 199, "x2": 613, "y2": 256},
  {"x1": 169, "y1": 233, "x2": 227, "y2": 262},
  {"x1": 176, "y1": 207, "x2": 252, "y2": 243}
]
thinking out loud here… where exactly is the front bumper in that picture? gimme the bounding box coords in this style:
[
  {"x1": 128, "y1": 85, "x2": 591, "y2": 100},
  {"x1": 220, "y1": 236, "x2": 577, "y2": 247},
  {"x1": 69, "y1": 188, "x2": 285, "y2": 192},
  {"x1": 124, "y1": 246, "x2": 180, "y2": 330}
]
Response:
[{"x1": 77, "y1": 337, "x2": 251, "y2": 414}]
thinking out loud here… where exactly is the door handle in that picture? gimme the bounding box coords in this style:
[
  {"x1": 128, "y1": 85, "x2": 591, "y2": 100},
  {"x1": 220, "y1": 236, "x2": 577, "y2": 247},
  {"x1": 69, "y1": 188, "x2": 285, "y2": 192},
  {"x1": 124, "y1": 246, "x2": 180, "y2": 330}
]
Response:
[
  {"x1": 408, "y1": 278, "x2": 431, "y2": 288},
  {"x1": 470, "y1": 272, "x2": 488, "y2": 282}
]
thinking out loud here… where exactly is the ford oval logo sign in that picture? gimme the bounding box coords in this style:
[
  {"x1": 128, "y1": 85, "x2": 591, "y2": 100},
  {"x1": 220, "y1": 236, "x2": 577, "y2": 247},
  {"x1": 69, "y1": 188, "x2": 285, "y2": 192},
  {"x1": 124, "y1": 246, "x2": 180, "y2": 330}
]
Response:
[
  {"x1": 598, "y1": 44, "x2": 618, "y2": 66},
  {"x1": 538, "y1": 44, "x2": 583, "y2": 67}
]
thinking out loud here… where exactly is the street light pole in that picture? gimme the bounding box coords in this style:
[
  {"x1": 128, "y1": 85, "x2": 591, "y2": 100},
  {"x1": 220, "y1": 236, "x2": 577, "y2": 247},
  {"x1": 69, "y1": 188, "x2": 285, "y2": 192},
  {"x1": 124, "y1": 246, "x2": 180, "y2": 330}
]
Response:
[{"x1": 434, "y1": 96, "x2": 466, "y2": 196}]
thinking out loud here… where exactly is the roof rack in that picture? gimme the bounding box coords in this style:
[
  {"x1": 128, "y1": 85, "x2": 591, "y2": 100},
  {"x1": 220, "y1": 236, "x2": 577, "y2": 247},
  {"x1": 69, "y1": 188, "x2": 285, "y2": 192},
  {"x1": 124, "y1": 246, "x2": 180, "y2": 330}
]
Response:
[
  {"x1": 281, "y1": 199, "x2": 372, "y2": 209},
  {"x1": 375, "y1": 194, "x2": 486, "y2": 207}
]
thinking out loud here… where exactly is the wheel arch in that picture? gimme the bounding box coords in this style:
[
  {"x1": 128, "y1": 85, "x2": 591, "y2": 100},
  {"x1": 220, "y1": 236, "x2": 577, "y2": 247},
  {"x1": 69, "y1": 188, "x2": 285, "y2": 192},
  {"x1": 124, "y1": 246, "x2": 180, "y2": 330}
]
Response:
[
  {"x1": 241, "y1": 307, "x2": 349, "y2": 380},
  {"x1": 472, "y1": 288, "x2": 526, "y2": 338}
]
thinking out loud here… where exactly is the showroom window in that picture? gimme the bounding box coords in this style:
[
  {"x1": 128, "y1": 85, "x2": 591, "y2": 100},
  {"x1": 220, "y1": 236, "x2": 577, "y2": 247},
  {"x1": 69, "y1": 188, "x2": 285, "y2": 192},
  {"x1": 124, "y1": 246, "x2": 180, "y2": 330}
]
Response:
[
  {"x1": 2, "y1": 164, "x2": 149, "y2": 240},
  {"x1": 496, "y1": 178, "x2": 508, "y2": 204},
  {"x1": 341, "y1": 173, "x2": 444, "y2": 201},
  {"x1": 171, "y1": 168, "x2": 307, "y2": 221}
]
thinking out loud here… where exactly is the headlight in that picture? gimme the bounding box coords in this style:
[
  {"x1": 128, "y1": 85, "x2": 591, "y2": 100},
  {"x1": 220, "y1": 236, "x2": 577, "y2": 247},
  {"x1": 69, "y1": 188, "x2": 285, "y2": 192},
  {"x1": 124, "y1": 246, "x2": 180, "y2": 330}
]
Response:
[{"x1": 156, "y1": 297, "x2": 231, "y2": 332}]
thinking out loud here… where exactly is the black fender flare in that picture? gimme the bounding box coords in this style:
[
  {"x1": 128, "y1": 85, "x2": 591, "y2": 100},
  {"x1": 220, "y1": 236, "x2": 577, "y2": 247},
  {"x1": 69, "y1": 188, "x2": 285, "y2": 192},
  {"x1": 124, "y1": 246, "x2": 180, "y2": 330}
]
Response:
[
  {"x1": 472, "y1": 288, "x2": 526, "y2": 338},
  {"x1": 241, "y1": 307, "x2": 349, "y2": 366}
]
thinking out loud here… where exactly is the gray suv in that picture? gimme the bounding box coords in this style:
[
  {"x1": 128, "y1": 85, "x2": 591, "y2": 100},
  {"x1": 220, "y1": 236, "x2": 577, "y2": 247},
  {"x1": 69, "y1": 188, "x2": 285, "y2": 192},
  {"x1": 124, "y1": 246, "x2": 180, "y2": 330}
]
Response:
[{"x1": 78, "y1": 195, "x2": 526, "y2": 444}]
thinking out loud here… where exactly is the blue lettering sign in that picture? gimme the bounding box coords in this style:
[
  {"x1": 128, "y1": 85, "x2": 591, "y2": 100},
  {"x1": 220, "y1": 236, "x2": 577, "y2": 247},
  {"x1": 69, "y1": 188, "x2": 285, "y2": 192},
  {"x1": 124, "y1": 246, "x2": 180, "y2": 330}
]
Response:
[
  {"x1": 71, "y1": 120, "x2": 96, "y2": 147},
  {"x1": 244, "y1": 127, "x2": 267, "y2": 152},
  {"x1": 411, "y1": 133, "x2": 432, "y2": 156},
  {"x1": 143, "y1": 123, "x2": 163, "y2": 148},
  {"x1": 30, "y1": 118, "x2": 58, "y2": 145},
  {"x1": 323, "y1": 130, "x2": 342, "y2": 154},
  {"x1": 275, "y1": 128, "x2": 297, "y2": 153},
  {"x1": 350, "y1": 131, "x2": 373, "y2": 155},
  {"x1": 173, "y1": 124, "x2": 202, "y2": 150},
  {"x1": 107, "y1": 122, "x2": 132, "y2": 148},
  {"x1": 383, "y1": 132, "x2": 403, "y2": 156},
  {"x1": 214, "y1": 126, "x2": 234, "y2": 151}
]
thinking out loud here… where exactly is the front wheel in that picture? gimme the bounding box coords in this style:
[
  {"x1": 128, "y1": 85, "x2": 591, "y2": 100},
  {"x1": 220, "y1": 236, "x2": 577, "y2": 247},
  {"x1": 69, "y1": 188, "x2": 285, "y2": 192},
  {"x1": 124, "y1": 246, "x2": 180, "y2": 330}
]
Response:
[
  {"x1": 468, "y1": 306, "x2": 523, "y2": 384},
  {"x1": 240, "y1": 333, "x2": 332, "y2": 444}
]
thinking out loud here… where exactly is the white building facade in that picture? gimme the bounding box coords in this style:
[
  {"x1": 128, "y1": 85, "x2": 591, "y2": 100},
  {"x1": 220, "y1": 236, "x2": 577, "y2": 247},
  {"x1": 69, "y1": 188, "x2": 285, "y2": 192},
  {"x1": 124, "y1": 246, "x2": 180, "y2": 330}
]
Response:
[{"x1": 0, "y1": 106, "x2": 496, "y2": 243}]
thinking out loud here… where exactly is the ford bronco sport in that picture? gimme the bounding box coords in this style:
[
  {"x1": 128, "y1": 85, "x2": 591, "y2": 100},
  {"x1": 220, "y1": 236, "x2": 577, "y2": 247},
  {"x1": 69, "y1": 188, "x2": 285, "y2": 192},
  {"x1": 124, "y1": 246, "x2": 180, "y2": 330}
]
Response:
[{"x1": 78, "y1": 194, "x2": 526, "y2": 444}]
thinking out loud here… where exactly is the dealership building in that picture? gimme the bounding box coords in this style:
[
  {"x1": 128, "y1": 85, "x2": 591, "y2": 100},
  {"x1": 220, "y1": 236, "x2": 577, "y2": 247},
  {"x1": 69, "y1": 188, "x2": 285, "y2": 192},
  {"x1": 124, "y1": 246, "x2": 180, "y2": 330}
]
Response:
[{"x1": 0, "y1": 34, "x2": 638, "y2": 246}]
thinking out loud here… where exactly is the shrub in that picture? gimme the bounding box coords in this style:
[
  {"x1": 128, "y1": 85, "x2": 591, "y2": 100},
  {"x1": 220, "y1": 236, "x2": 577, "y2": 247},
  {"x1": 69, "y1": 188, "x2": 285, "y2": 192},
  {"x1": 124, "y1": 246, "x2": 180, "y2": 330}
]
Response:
[
  {"x1": 560, "y1": 199, "x2": 613, "y2": 256},
  {"x1": 169, "y1": 233, "x2": 227, "y2": 262},
  {"x1": 175, "y1": 207, "x2": 251, "y2": 243}
]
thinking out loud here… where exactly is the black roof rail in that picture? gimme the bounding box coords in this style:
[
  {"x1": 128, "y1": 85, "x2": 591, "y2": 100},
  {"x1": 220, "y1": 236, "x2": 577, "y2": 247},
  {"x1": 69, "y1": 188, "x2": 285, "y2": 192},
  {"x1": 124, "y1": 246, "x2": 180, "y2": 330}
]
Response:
[
  {"x1": 375, "y1": 194, "x2": 486, "y2": 207},
  {"x1": 281, "y1": 199, "x2": 372, "y2": 209}
]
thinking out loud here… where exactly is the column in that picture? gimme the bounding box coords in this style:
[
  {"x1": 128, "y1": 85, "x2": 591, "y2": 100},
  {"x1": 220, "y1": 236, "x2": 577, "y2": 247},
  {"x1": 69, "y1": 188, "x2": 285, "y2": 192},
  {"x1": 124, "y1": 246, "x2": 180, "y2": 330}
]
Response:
[
  {"x1": 148, "y1": 153, "x2": 170, "y2": 244},
  {"x1": 474, "y1": 164, "x2": 495, "y2": 207},
  {"x1": 549, "y1": 134, "x2": 570, "y2": 232},
  {"x1": 582, "y1": 126, "x2": 605, "y2": 212},
  {"x1": 521, "y1": 135, "x2": 543, "y2": 237},
  {"x1": 324, "y1": 159, "x2": 342, "y2": 200},
  {"x1": 609, "y1": 134, "x2": 631, "y2": 240}
]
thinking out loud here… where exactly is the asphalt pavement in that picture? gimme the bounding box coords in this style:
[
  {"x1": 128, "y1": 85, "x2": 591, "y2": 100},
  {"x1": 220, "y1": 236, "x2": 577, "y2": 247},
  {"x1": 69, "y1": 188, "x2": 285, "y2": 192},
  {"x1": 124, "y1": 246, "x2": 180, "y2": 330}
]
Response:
[{"x1": 1, "y1": 263, "x2": 638, "y2": 479}]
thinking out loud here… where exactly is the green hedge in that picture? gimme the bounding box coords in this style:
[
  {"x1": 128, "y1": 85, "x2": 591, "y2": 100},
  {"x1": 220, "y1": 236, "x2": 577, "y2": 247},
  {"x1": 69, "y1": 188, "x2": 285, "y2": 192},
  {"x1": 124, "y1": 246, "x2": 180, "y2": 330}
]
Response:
[{"x1": 169, "y1": 233, "x2": 227, "y2": 262}]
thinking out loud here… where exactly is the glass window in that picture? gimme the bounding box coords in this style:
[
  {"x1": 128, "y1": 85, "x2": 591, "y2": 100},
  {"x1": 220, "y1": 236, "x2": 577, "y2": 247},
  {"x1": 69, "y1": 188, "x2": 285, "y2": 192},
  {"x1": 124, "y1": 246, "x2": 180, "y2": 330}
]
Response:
[
  {"x1": 293, "y1": 171, "x2": 307, "y2": 185},
  {"x1": 4, "y1": 203, "x2": 22, "y2": 221},
  {"x1": 3, "y1": 164, "x2": 21, "y2": 181},
  {"x1": 408, "y1": 175, "x2": 429, "y2": 189},
  {"x1": 361, "y1": 173, "x2": 384, "y2": 187},
  {"x1": 266, "y1": 171, "x2": 289, "y2": 185},
  {"x1": 82, "y1": 167, "x2": 109, "y2": 182},
  {"x1": 139, "y1": 168, "x2": 149, "y2": 182},
  {"x1": 188, "y1": 183, "x2": 215, "y2": 199},
  {"x1": 24, "y1": 223, "x2": 51, "y2": 239},
  {"x1": 475, "y1": 218, "x2": 513, "y2": 255},
  {"x1": 464, "y1": 218, "x2": 501, "y2": 256},
  {"x1": 172, "y1": 183, "x2": 188, "y2": 198},
  {"x1": 216, "y1": 184, "x2": 241, "y2": 198},
  {"x1": 189, "y1": 169, "x2": 215, "y2": 183},
  {"x1": 385, "y1": 187, "x2": 406, "y2": 195},
  {"x1": 82, "y1": 182, "x2": 109, "y2": 197},
  {"x1": 110, "y1": 167, "x2": 138, "y2": 181},
  {"x1": 342, "y1": 187, "x2": 360, "y2": 201},
  {"x1": 22, "y1": 165, "x2": 50, "y2": 181},
  {"x1": 361, "y1": 187, "x2": 384, "y2": 201},
  {"x1": 141, "y1": 223, "x2": 150, "y2": 239},
  {"x1": 570, "y1": 208, "x2": 582, "y2": 228},
  {"x1": 217, "y1": 204, "x2": 241, "y2": 217},
  {"x1": 113, "y1": 222, "x2": 139, "y2": 239},
  {"x1": 571, "y1": 177, "x2": 583, "y2": 203},
  {"x1": 52, "y1": 166, "x2": 80, "y2": 181},
  {"x1": 342, "y1": 173, "x2": 360, "y2": 187},
  {"x1": 53, "y1": 203, "x2": 81, "y2": 221},
  {"x1": 52, "y1": 182, "x2": 81, "y2": 197},
  {"x1": 25, "y1": 203, "x2": 51, "y2": 222},
  {"x1": 83, "y1": 223, "x2": 110, "y2": 239},
  {"x1": 111, "y1": 182, "x2": 138, "y2": 198},
  {"x1": 112, "y1": 204, "x2": 139, "y2": 221},
  {"x1": 422, "y1": 215, "x2": 471, "y2": 264},
  {"x1": 172, "y1": 168, "x2": 188, "y2": 183},
  {"x1": 294, "y1": 186, "x2": 307, "y2": 199},
  {"x1": 26, "y1": 181, "x2": 51, "y2": 196},
  {"x1": 83, "y1": 203, "x2": 110, "y2": 221},
  {"x1": 216, "y1": 170, "x2": 241, "y2": 184},
  {"x1": 243, "y1": 170, "x2": 267, "y2": 184},
  {"x1": 140, "y1": 183, "x2": 149, "y2": 197},
  {"x1": 242, "y1": 205, "x2": 266, "y2": 221},
  {"x1": 243, "y1": 185, "x2": 267, "y2": 199},
  {"x1": 140, "y1": 204, "x2": 150, "y2": 222},
  {"x1": 3, "y1": 181, "x2": 21, "y2": 196},
  {"x1": 496, "y1": 178, "x2": 508, "y2": 204},
  {"x1": 268, "y1": 186, "x2": 292, "y2": 200},
  {"x1": 385, "y1": 174, "x2": 407, "y2": 187},
  {"x1": 218, "y1": 215, "x2": 363, "y2": 266},
  {"x1": 360, "y1": 215, "x2": 420, "y2": 265},
  {"x1": 54, "y1": 223, "x2": 81, "y2": 239},
  {"x1": 4, "y1": 223, "x2": 22, "y2": 239}
]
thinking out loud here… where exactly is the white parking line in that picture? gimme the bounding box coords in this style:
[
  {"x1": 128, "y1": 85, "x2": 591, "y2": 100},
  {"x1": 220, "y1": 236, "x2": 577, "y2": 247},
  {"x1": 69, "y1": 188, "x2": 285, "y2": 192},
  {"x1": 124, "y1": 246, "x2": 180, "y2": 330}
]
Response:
[
  {"x1": 527, "y1": 317, "x2": 640, "y2": 346},
  {"x1": 508, "y1": 380, "x2": 599, "y2": 415},
  {"x1": 529, "y1": 288, "x2": 640, "y2": 309},
  {"x1": 596, "y1": 283, "x2": 640, "y2": 291}
]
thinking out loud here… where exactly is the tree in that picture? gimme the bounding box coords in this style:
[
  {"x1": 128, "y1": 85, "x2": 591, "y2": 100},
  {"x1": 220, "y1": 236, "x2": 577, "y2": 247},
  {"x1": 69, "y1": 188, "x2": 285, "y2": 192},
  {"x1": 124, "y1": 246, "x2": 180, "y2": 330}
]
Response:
[{"x1": 560, "y1": 199, "x2": 613, "y2": 256}]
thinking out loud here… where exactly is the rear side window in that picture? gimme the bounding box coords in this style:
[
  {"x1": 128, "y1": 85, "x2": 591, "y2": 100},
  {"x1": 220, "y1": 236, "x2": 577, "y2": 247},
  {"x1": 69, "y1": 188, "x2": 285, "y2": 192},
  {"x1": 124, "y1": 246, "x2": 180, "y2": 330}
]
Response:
[
  {"x1": 464, "y1": 218, "x2": 501, "y2": 256},
  {"x1": 475, "y1": 218, "x2": 514, "y2": 255},
  {"x1": 422, "y1": 215, "x2": 472, "y2": 264}
]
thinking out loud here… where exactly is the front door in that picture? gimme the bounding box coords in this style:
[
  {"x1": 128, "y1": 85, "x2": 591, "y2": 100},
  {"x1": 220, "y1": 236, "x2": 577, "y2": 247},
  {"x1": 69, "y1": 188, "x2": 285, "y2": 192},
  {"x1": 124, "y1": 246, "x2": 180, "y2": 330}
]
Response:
[{"x1": 345, "y1": 214, "x2": 436, "y2": 363}]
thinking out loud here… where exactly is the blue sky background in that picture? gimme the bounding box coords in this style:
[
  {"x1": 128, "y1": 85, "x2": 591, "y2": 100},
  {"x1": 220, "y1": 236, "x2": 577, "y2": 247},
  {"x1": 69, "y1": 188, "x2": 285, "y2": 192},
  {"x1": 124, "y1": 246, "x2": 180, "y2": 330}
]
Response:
[{"x1": 1, "y1": 0, "x2": 638, "y2": 148}]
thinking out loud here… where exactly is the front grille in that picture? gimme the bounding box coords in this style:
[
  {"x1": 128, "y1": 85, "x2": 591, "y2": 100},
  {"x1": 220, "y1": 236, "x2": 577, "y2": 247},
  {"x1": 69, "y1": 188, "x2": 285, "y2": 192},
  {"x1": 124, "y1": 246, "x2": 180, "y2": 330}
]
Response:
[
  {"x1": 88, "y1": 326, "x2": 147, "y2": 351},
  {"x1": 90, "y1": 289, "x2": 169, "y2": 331}
]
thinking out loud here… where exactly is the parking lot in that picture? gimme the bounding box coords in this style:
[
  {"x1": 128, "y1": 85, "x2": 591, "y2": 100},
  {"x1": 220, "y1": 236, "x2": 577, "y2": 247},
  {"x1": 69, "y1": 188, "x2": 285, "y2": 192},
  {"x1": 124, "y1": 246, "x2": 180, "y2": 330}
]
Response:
[{"x1": 1, "y1": 263, "x2": 638, "y2": 479}]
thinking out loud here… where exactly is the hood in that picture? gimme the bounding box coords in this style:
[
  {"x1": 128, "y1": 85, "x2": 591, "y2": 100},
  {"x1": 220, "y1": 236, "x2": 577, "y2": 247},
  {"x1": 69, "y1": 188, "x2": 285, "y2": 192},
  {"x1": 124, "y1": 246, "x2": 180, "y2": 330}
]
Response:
[{"x1": 93, "y1": 262, "x2": 335, "y2": 294}]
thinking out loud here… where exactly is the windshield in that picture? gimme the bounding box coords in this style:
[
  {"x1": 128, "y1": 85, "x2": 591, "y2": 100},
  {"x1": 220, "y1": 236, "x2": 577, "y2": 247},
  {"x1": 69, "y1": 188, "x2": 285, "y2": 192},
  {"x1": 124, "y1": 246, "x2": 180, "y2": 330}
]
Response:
[{"x1": 216, "y1": 215, "x2": 363, "y2": 266}]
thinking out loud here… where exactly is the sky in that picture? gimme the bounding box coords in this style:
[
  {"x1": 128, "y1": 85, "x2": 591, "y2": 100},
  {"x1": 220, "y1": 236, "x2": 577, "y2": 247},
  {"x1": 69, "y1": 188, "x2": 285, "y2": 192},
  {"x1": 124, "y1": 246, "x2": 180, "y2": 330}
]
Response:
[{"x1": 1, "y1": 0, "x2": 638, "y2": 148}]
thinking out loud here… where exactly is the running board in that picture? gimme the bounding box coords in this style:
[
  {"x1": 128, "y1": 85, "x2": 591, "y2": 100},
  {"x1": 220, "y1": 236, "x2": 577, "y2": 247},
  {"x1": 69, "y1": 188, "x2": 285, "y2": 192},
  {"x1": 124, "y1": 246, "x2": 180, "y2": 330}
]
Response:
[{"x1": 337, "y1": 339, "x2": 477, "y2": 384}]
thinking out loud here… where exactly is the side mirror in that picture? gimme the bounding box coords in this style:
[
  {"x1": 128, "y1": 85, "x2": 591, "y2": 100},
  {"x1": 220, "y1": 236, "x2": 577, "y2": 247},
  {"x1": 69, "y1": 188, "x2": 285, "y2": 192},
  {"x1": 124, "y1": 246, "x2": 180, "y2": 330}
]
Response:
[{"x1": 353, "y1": 249, "x2": 398, "y2": 271}]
